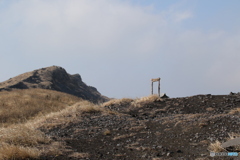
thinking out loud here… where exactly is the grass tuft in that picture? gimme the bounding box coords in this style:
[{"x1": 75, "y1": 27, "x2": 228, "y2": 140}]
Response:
[
  {"x1": 0, "y1": 144, "x2": 40, "y2": 160},
  {"x1": 208, "y1": 140, "x2": 225, "y2": 152}
]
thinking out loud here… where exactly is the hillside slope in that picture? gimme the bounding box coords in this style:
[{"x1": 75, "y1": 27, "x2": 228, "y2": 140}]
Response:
[
  {"x1": 39, "y1": 93, "x2": 240, "y2": 160},
  {"x1": 0, "y1": 66, "x2": 108, "y2": 103}
]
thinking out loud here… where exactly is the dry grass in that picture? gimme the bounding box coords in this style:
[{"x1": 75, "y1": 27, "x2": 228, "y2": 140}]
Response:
[
  {"x1": 42, "y1": 141, "x2": 66, "y2": 156},
  {"x1": 103, "y1": 95, "x2": 161, "y2": 109},
  {"x1": 206, "y1": 107, "x2": 215, "y2": 111},
  {"x1": 113, "y1": 133, "x2": 136, "y2": 140},
  {"x1": 131, "y1": 94, "x2": 161, "y2": 107},
  {"x1": 208, "y1": 132, "x2": 240, "y2": 153},
  {"x1": 0, "y1": 89, "x2": 82, "y2": 127},
  {"x1": 24, "y1": 100, "x2": 105, "y2": 130},
  {"x1": 0, "y1": 88, "x2": 106, "y2": 159},
  {"x1": 0, "y1": 124, "x2": 50, "y2": 146},
  {"x1": 103, "y1": 98, "x2": 134, "y2": 106},
  {"x1": 0, "y1": 124, "x2": 50, "y2": 159},
  {"x1": 0, "y1": 144, "x2": 40, "y2": 160},
  {"x1": 208, "y1": 140, "x2": 225, "y2": 152},
  {"x1": 229, "y1": 107, "x2": 240, "y2": 114},
  {"x1": 69, "y1": 152, "x2": 90, "y2": 159},
  {"x1": 227, "y1": 132, "x2": 240, "y2": 139}
]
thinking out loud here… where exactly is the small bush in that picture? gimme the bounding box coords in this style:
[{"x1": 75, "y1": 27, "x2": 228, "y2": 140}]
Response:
[{"x1": 208, "y1": 140, "x2": 225, "y2": 152}]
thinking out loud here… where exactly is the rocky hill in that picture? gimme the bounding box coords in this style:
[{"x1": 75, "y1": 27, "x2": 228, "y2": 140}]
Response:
[{"x1": 0, "y1": 66, "x2": 108, "y2": 103}]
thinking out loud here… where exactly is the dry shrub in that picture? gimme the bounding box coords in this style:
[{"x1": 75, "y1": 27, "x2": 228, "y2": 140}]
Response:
[
  {"x1": 208, "y1": 140, "x2": 225, "y2": 152},
  {"x1": 0, "y1": 143, "x2": 40, "y2": 160},
  {"x1": 0, "y1": 89, "x2": 81, "y2": 126}
]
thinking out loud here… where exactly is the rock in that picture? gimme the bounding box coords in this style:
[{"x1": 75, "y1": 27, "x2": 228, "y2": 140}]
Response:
[{"x1": 221, "y1": 137, "x2": 240, "y2": 148}]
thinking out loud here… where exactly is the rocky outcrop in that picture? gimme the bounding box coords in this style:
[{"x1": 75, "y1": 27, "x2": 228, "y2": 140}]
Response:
[{"x1": 0, "y1": 66, "x2": 108, "y2": 103}]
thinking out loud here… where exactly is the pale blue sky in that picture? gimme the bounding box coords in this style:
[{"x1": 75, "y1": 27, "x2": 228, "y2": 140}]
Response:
[{"x1": 0, "y1": 0, "x2": 240, "y2": 98}]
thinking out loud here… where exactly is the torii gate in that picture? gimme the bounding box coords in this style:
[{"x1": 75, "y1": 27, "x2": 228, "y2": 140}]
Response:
[{"x1": 151, "y1": 78, "x2": 160, "y2": 97}]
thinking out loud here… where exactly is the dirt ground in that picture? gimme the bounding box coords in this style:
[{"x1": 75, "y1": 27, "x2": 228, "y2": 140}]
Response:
[{"x1": 40, "y1": 93, "x2": 240, "y2": 160}]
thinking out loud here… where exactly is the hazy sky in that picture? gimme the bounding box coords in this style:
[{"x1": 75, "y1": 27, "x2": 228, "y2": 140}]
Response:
[{"x1": 1, "y1": 0, "x2": 240, "y2": 98}]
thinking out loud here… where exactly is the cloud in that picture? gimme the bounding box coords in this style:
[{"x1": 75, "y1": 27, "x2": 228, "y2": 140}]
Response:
[
  {"x1": 0, "y1": 0, "x2": 240, "y2": 98},
  {"x1": 0, "y1": 0, "x2": 167, "y2": 58},
  {"x1": 174, "y1": 11, "x2": 193, "y2": 22}
]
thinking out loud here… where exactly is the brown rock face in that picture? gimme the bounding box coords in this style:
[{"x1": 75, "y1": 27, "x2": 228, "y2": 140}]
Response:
[{"x1": 0, "y1": 66, "x2": 108, "y2": 103}]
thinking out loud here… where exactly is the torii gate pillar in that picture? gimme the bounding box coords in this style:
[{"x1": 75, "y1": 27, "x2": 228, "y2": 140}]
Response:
[{"x1": 151, "y1": 78, "x2": 160, "y2": 97}]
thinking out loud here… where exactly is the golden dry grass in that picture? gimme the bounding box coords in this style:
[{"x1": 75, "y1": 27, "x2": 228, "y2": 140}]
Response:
[
  {"x1": 0, "y1": 88, "x2": 104, "y2": 159},
  {"x1": 103, "y1": 94, "x2": 161, "y2": 109},
  {"x1": 102, "y1": 98, "x2": 134, "y2": 106},
  {"x1": 0, "y1": 124, "x2": 50, "y2": 159},
  {"x1": 0, "y1": 89, "x2": 82, "y2": 127},
  {"x1": 0, "y1": 124, "x2": 50, "y2": 146},
  {"x1": 26, "y1": 100, "x2": 106, "y2": 130},
  {"x1": 134, "y1": 94, "x2": 161, "y2": 103},
  {"x1": 131, "y1": 94, "x2": 161, "y2": 107},
  {"x1": 0, "y1": 144, "x2": 40, "y2": 160},
  {"x1": 208, "y1": 132, "x2": 240, "y2": 153},
  {"x1": 208, "y1": 140, "x2": 225, "y2": 152}
]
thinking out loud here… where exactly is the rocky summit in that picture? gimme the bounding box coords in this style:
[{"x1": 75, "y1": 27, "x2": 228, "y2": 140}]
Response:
[{"x1": 0, "y1": 66, "x2": 108, "y2": 103}]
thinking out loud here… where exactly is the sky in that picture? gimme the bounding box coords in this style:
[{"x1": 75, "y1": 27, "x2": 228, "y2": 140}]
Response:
[{"x1": 0, "y1": 0, "x2": 240, "y2": 99}]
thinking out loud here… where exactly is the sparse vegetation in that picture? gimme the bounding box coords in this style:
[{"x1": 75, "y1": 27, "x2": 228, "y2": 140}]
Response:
[
  {"x1": 133, "y1": 94, "x2": 161, "y2": 104},
  {"x1": 103, "y1": 98, "x2": 133, "y2": 107},
  {"x1": 0, "y1": 89, "x2": 101, "y2": 159},
  {"x1": 0, "y1": 124, "x2": 50, "y2": 159},
  {"x1": 103, "y1": 94, "x2": 161, "y2": 109},
  {"x1": 208, "y1": 140, "x2": 225, "y2": 152}
]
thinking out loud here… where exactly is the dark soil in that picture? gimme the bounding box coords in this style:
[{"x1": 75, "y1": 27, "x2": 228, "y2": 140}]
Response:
[{"x1": 40, "y1": 93, "x2": 240, "y2": 160}]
